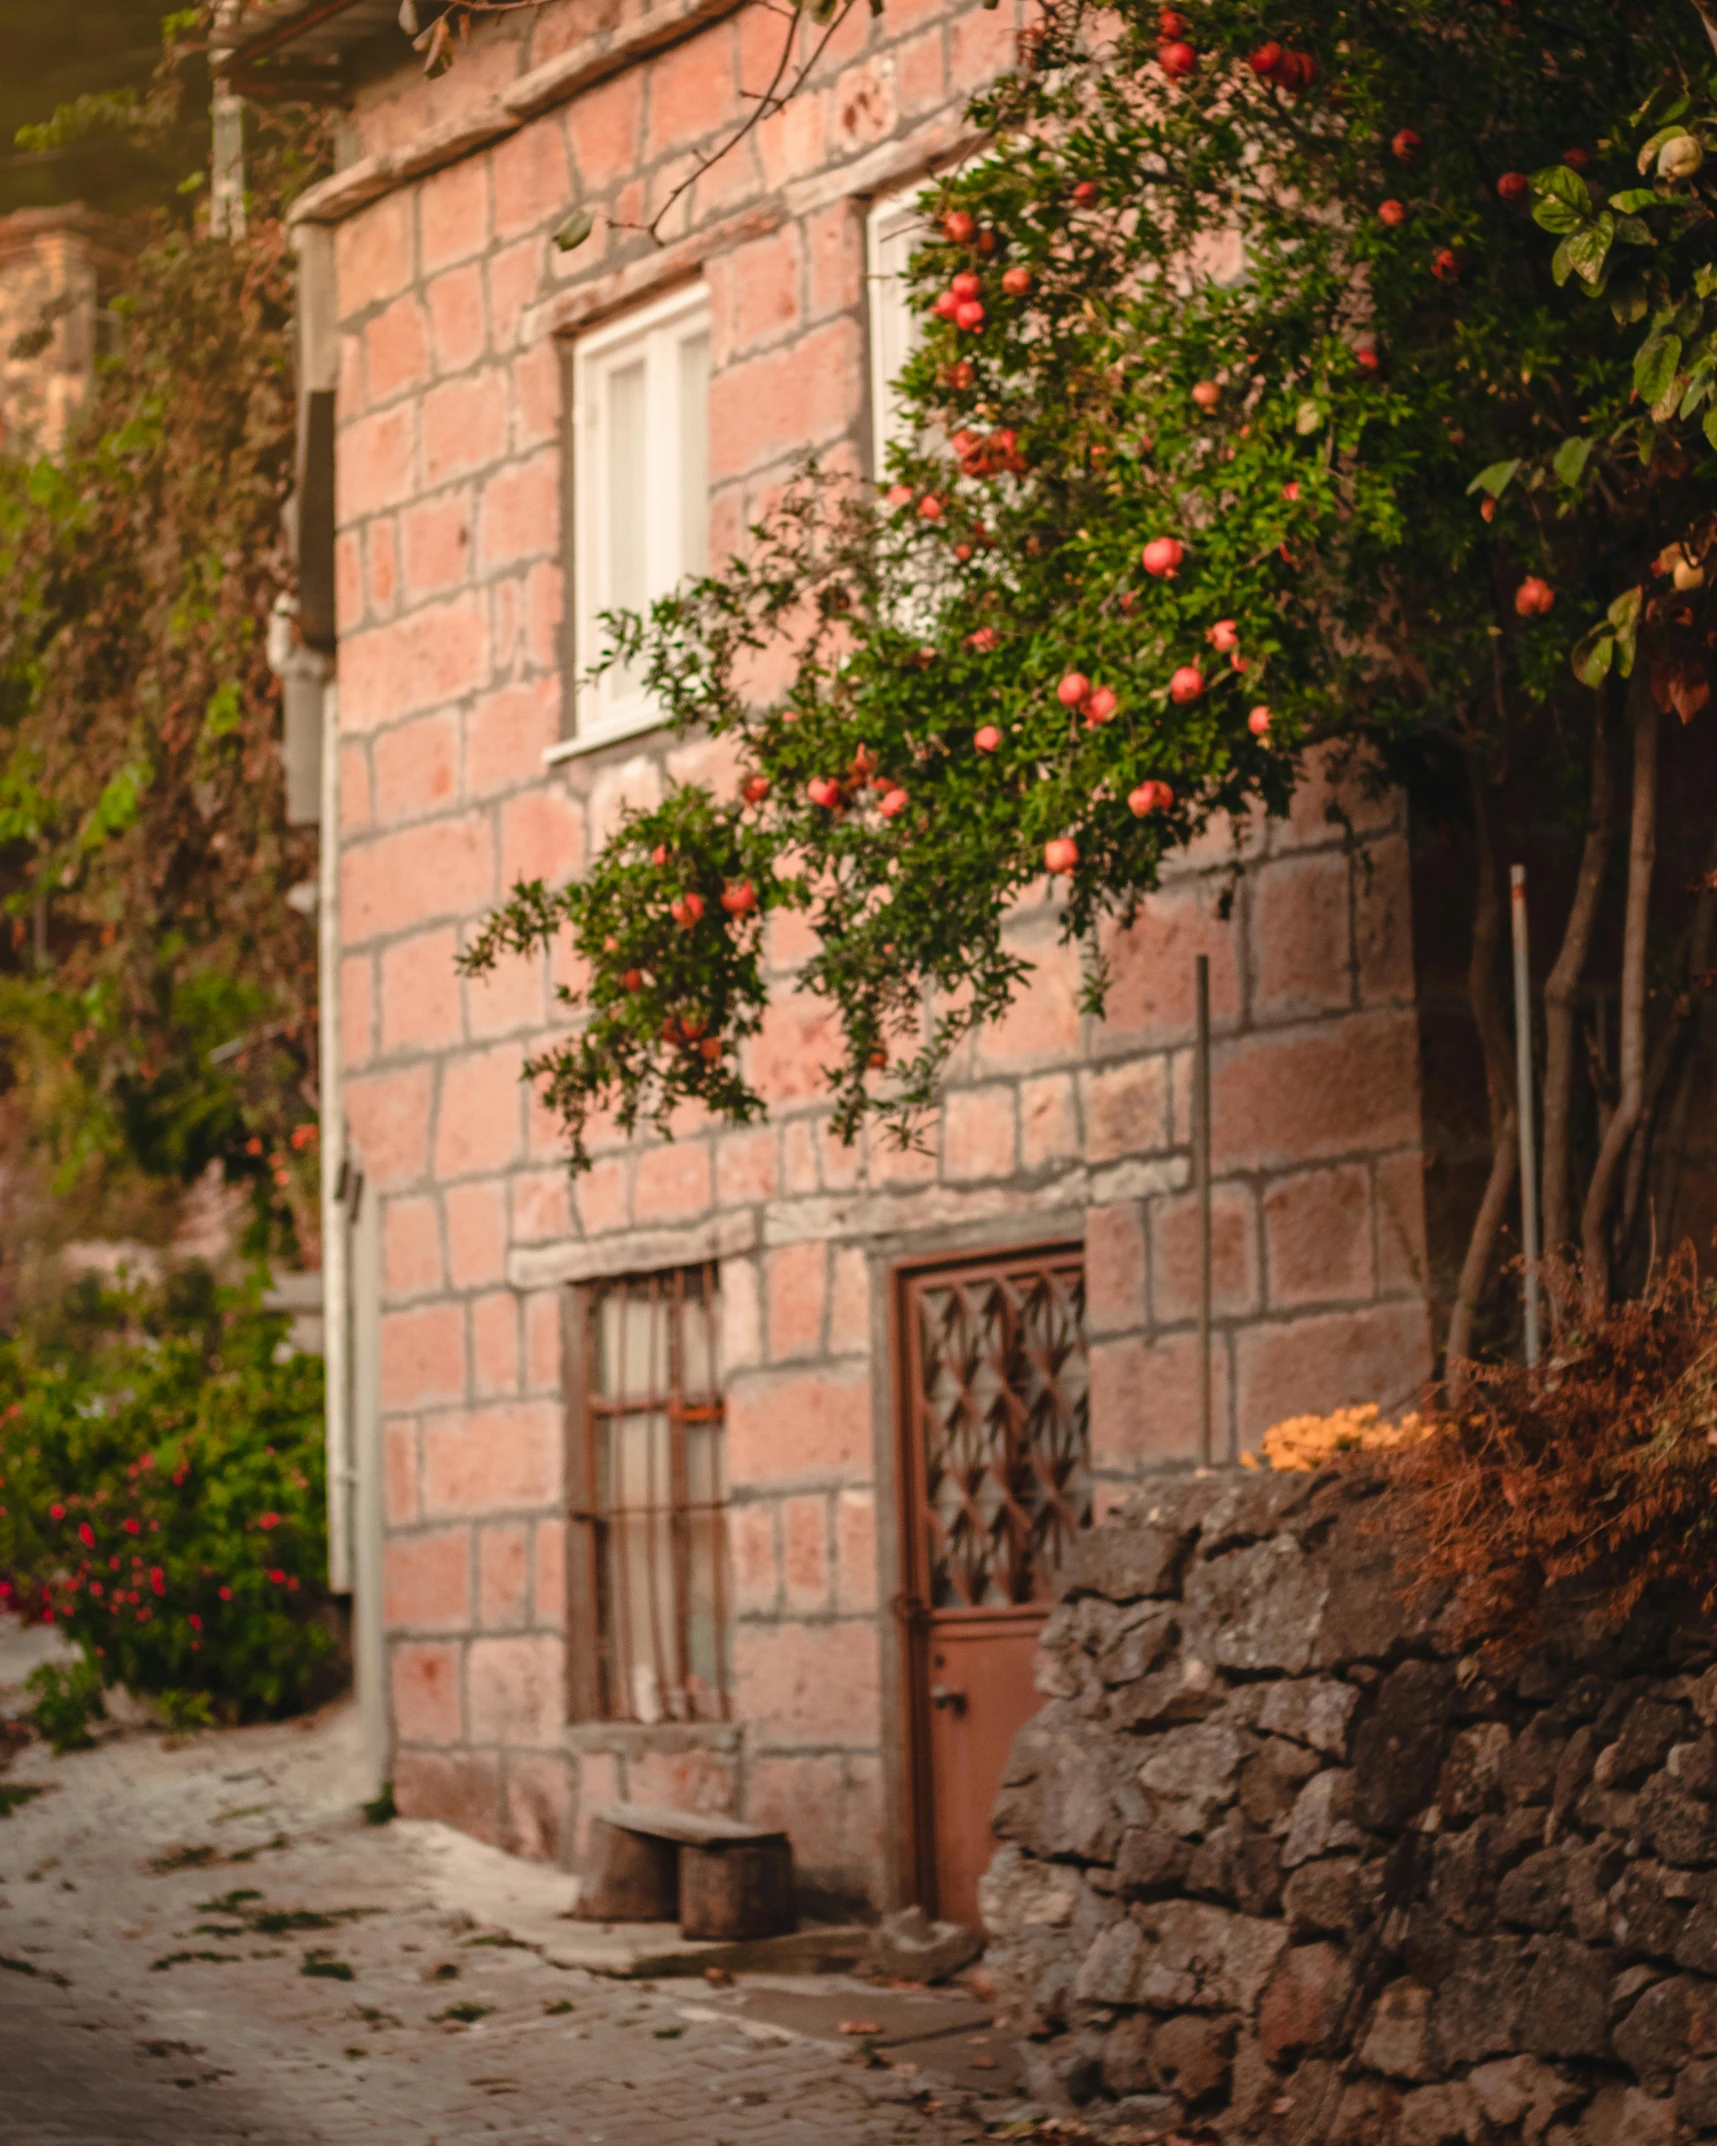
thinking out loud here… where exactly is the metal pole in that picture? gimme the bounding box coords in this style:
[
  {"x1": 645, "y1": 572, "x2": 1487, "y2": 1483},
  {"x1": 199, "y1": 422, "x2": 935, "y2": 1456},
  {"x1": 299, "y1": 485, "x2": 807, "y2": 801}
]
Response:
[
  {"x1": 1194, "y1": 955, "x2": 1213, "y2": 1467},
  {"x1": 1510, "y1": 865, "x2": 1542, "y2": 1367}
]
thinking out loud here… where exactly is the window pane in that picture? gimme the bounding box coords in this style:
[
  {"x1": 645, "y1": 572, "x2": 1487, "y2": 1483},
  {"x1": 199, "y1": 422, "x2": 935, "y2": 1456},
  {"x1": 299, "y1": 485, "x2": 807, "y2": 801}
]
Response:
[
  {"x1": 677, "y1": 329, "x2": 709, "y2": 579},
  {"x1": 606, "y1": 356, "x2": 648, "y2": 614},
  {"x1": 581, "y1": 1265, "x2": 729, "y2": 1725},
  {"x1": 595, "y1": 1279, "x2": 668, "y2": 1400}
]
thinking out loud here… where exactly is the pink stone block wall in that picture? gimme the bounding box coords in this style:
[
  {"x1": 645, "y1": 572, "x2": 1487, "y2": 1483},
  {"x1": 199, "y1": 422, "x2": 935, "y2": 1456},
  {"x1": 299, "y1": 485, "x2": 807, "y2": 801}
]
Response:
[{"x1": 325, "y1": 0, "x2": 1433, "y2": 1906}]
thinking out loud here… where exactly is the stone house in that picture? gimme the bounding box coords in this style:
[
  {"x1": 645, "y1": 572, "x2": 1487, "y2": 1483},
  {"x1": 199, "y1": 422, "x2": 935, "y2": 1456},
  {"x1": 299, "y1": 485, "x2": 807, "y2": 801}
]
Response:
[
  {"x1": 218, "y1": 0, "x2": 1435, "y2": 1923},
  {"x1": 0, "y1": 206, "x2": 122, "y2": 455}
]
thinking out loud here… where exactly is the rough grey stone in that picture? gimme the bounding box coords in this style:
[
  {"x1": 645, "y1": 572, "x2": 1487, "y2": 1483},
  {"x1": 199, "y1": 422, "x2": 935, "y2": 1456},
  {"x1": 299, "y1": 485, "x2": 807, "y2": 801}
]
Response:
[
  {"x1": 1352, "y1": 1658, "x2": 1459, "y2": 1832},
  {"x1": 1149, "y1": 2009, "x2": 1236, "y2": 2105},
  {"x1": 1602, "y1": 1698, "x2": 1689, "y2": 1789},
  {"x1": 1613, "y1": 1975, "x2": 1701, "y2": 2090},
  {"x1": 1114, "y1": 1827, "x2": 1191, "y2": 1898},
  {"x1": 1398, "y1": 2080, "x2": 1482, "y2": 2146},
  {"x1": 1679, "y1": 2059, "x2": 1717, "y2": 2133},
  {"x1": 976, "y1": 1846, "x2": 1084, "y2": 1941},
  {"x1": 1439, "y1": 1721, "x2": 1513, "y2": 1821},
  {"x1": 1281, "y1": 1768, "x2": 1363, "y2": 1870},
  {"x1": 1282, "y1": 1856, "x2": 1361, "y2": 1936},
  {"x1": 1107, "y1": 1658, "x2": 1226, "y2": 1733},
  {"x1": 1552, "y1": 1724, "x2": 1600, "y2": 1822},
  {"x1": 1237, "y1": 1736, "x2": 1323, "y2": 1829},
  {"x1": 1257, "y1": 1674, "x2": 1362, "y2": 1758},
  {"x1": 1359, "y1": 1977, "x2": 1436, "y2": 2081},
  {"x1": 1520, "y1": 1937, "x2": 1610, "y2": 2061},
  {"x1": 1608, "y1": 1862, "x2": 1686, "y2": 1961},
  {"x1": 1182, "y1": 1806, "x2": 1281, "y2": 1912},
  {"x1": 1257, "y1": 1940, "x2": 1349, "y2": 2064},
  {"x1": 1427, "y1": 1936, "x2": 1526, "y2": 2064},
  {"x1": 1074, "y1": 1902, "x2": 1287, "y2": 2015},
  {"x1": 1640, "y1": 1774, "x2": 1717, "y2": 1868},
  {"x1": 1566, "y1": 1838, "x2": 1628, "y2": 1945},
  {"x1": 1498, "y1": 1847, "x2": 1571, "y2": 1934},
  {"x1": 1182, "y1": 1535, "x2": 1330, "y2": 1678},
  {"x1": 1137, "y1": 1720, "x2": 1248, "y2": 1838},
  {"x1": 1094, "y1": 1604, "x2": 1178, "y2": 1688},
  {"x1": 1668, "y1": 1735, "x2": 1717, "y2": 1801},
  {"x1": 1498, "y1": 1714, "x2": 1567, "y2": 1807},
  {"x1": 863, "y1": 1905, "x2": 982, "y2": 1983},
  {"x1": 1580, "y1": 2081, "x2": 1676, "y2": 2146},
  {"x1": 1057, "y1": 1508, "x2": 1196, "y2": 1605}
]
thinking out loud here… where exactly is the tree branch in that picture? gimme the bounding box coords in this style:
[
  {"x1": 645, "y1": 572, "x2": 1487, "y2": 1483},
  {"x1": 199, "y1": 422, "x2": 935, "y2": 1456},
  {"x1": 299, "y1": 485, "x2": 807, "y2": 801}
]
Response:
[
  {"x1": 1580, "y1": 668, "x2": 1659, "y2": 1314},
  {"x1": 1541, "y1": 702, "x2": 1613, "y2": 1263},
  {"x1": 1446, "y1": 766, "x2": 1517, "y2": 1391}
]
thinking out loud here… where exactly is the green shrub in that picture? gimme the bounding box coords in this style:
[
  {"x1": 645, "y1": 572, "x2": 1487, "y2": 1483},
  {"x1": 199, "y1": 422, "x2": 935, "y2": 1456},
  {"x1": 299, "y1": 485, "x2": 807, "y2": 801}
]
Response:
[
  {"x1": 24, "y1": 1658, "x2": 106, "y2": 1753},
  {"x1": 0, "y1": 1270, "x2": 333, "y2": 1723}
]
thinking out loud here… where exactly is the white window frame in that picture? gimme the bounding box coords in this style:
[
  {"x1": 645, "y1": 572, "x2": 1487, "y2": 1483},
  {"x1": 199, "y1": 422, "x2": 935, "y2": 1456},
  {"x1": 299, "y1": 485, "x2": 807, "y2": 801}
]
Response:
[
  {"x1": 569, "y1": 282, "x2": 711, "y2": 752},
  {"x1": 867, "y1": 180, "x2": 933, "y2": 481}
]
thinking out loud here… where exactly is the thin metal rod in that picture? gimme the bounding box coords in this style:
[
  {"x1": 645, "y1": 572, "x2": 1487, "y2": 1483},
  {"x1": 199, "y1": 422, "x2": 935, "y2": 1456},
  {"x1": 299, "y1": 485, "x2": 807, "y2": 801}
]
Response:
[
  {"x1": 1194, "y1": 955, "x2": 1213, "y2": 1468},
  {"x1": 1510, "y1": 865, "x2": 1542, "y2": 1367}
]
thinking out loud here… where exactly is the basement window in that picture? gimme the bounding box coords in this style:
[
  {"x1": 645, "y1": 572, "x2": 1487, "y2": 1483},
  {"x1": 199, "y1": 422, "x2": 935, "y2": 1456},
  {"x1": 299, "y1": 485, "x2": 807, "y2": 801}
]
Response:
[
  {"x1": 570, "y1": 1264, "x2": 730, "y2": 1724},
  {"x1": 570, "y1": 285, "x2": 710, "y2": 748}
]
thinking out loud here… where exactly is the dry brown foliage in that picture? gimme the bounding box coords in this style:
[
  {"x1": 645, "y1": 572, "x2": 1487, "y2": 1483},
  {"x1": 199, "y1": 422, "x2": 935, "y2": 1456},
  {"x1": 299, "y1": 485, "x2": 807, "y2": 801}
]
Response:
[{"x1": 1388, "y1": 1248, "x2": 1717, "y2": 1651}]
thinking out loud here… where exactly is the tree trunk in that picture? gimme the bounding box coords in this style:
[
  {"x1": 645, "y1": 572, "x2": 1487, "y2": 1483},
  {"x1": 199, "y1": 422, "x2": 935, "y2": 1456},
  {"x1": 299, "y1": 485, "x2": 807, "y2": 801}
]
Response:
[
  {"x1": 1625, "y1": 821, "x2": 1717, "y2": 1261},
  {"x1": 1446, "y1": 773, "x2": 1517, "y2": 1392},
  {"x1": 1541, "y1": 708, "x2": 1613, "y2": 1264},
  {"x1": 1580, "y1": 675, "x2": 1660, "y2": 1315}
]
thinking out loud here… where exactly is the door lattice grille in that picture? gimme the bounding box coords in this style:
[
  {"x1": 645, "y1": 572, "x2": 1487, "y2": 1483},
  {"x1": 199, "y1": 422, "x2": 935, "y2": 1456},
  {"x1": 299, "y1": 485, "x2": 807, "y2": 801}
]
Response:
[{"x1": 908, "y1": 1257, "x2": 1091, "y2": 1610}]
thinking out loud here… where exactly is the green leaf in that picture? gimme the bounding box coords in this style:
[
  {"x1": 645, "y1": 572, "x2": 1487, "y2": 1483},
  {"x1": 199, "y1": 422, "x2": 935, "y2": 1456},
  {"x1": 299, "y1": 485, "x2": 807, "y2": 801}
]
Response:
[
  {"x1": 1294, "y1": 399, "x2": 1322, "y2": 436},
  {"x1": 1565, "y1": 215, "x2": 1614, "y2": 285},
  {"x1": 1640, "y1": 120, "x2": 1692, "y2": 173},
  {"x1": 1469, "y1": 458, "x2": 1522, "y2": 498},
  {"x1": 1533, "y1": 164, "x2": 1592, "y2": 233},
  {"x1": 1552, "y1": 437, "x2": 1593, "y2": 488},
  {"x1": 1704, "y1": 404, "x2": 1717, "y2": 451},
  {"x1": 1608, "y1": 188, "x2": 1661, "y2": 214},
  {"x1": 1571, "y1": 626, "x2": 1615, "y2": 687},
  {"x1": 1635, "y1": 331, "x2": 1682, "y2": 404},
  {"x1": 1611, "y1": 214, "x2": 1653, "y2": 246},
  {"x1": 553, "y1": 209, "x2": 595, "y2": 253},
  {"x1": 1551, "y1": 236, "x2": 1576, "y2": 288},
  {"x1": 1608, "y1": 584, "x2": 1642, "y2": 677},
  {"x1": 1612, "y1": 281, "x2": 1650, "y2": 326},
  {"x1": 204, "y1": 682, "x2": 242, "y2": 739}
]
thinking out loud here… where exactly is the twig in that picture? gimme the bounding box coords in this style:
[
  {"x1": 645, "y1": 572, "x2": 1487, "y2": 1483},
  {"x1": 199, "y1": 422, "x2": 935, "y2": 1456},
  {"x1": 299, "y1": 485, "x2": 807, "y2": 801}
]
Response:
[{"x1": 624, "y1": 0, "x2": 867, "y2": 245}]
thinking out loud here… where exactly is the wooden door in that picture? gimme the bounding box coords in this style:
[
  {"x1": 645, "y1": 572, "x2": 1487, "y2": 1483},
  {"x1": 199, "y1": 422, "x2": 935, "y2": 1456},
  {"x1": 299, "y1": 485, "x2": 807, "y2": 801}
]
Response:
[{"x1": 896, "y1": 1249, "x2": 1091, "y2": 1930}]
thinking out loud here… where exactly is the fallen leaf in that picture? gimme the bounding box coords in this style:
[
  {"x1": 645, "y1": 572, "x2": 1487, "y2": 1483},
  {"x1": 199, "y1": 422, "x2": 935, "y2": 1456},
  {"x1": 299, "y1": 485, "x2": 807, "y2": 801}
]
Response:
[{"x1": 839, "y1": 2019, "x2": 883, "y2": 2035}]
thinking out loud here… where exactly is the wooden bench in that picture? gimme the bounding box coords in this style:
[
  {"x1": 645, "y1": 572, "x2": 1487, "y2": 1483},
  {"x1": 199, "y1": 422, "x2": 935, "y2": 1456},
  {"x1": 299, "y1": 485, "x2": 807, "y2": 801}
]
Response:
[{"x1": 576, "y1": 1802, "x2": 795, "y2": 1941}]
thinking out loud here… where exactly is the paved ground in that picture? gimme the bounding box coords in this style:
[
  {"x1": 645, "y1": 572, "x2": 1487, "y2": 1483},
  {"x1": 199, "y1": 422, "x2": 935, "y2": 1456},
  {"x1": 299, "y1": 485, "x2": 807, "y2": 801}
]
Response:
[{"x1": 0, "y1": 1629, "x2": 1032, "y2": 2146}]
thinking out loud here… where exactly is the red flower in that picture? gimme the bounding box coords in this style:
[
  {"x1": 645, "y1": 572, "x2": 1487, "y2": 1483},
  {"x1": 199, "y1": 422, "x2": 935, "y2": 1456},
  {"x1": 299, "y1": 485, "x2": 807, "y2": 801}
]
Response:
[
  {"x1": 259, "y1": 1512, "x2": 280, "y2": 1530},
  {"x1": 50, "y1": 1503, "x2": 65, "y2": 1520},
  {"x1": 219, "y1": 1585, "x2": 232, "y2": 1601},
  {"x1": 123, "y1": 1518, "x2": 140, "y2": 1536},
  {"x1": 78, "y1": 1522, "x2": 96, "y2": 1549},
  {"x1": 189, "y1": 1614, "x2": 202, "y2": 1630},
  {"x1": 268, "y1": 1569, "x2": 286, "y2": 1585},
  {"x1": 150, "y1": 1568, "x2": 165, "y2": 1596}
]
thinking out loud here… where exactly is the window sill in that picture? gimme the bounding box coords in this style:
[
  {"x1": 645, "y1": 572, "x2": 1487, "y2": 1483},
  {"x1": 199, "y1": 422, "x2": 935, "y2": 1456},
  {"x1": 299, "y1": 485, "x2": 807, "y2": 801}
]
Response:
[
  {"x1": 543, "y1": 713, "x2": 667, "y2": 767},
  {"x1": 565, "y1": 1720, "x2": 741, "y2": 1758}
]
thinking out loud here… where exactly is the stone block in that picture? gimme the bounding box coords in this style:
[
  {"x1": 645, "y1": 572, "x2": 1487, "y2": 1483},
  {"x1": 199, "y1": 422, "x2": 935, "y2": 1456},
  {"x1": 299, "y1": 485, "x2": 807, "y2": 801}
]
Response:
[{"x1": 1259, "y1": 1941, "x2": 1349, "y2": 2064}]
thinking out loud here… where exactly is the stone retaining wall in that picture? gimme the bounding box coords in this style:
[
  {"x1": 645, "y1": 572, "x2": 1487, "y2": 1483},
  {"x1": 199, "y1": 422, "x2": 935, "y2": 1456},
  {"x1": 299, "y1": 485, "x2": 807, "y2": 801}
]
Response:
[{"x1": 981, "y1": 1466, "x2": 1717, "y2": 2143}]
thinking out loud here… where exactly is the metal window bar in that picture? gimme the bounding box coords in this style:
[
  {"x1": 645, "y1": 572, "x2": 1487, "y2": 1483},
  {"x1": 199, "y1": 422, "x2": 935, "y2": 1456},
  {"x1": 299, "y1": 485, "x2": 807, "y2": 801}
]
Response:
[
  {"x1": 907, "y1": 1254, "x2": 1091, "y2": 1611},
  {"x1": 577, "y1": 1264, "x2": 729, "y2": 1723}
]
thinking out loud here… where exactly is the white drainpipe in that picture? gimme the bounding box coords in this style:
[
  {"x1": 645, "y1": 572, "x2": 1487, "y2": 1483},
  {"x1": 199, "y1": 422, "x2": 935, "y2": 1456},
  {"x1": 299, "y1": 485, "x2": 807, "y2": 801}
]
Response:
[{"x1": 318, "y1": 681, "x2": 353, "y2": 1595}]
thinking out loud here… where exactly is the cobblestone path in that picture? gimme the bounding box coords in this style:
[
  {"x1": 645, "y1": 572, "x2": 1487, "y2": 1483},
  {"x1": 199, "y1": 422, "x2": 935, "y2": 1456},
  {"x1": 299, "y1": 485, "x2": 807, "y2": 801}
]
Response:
[{"x1": 0, "y1": 1699, "x2": 1023, "y2": 2146}]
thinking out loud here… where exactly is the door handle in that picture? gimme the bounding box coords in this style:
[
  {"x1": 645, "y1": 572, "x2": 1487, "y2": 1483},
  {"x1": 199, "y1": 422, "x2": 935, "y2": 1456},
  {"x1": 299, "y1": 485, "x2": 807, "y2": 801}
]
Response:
[{"x1": 931, "y1": 1684, "x2": 968, "y2": 1715}]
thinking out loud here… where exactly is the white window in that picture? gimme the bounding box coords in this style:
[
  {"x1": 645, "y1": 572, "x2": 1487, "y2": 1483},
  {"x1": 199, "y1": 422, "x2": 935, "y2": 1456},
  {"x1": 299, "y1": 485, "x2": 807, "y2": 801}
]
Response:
[
  {"x1": 572, "y1": 285, "x2": 711, "y2": 747},
  {"x1": 867, "y1": 181, "x2": 932, "y2": 479}
]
